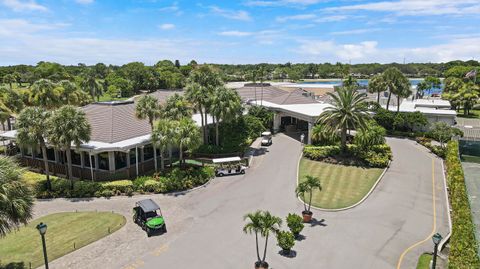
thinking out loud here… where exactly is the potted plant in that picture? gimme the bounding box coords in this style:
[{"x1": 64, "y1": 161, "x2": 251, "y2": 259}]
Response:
[
  {"x1": 276, "y1": 230, "x2": 295, "y2": 255},
  {"x1": 295, "y1": 175, "x2": 322, "y2": 223},
  {"x1": 243, "y1": 210, "x2": 282, "y2": 269},
  {"x1": 286, "y1": 213, "x2": 304, "y2": 238}
]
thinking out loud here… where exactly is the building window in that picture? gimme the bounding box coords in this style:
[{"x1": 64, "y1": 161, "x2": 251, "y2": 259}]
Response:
[
  {"x1": 143, "y1": 144, "x2": 154, "y2": 160},
  {"x1": 115, "y1": 152, "x2": 127, "y2": 170},
  {"x1": 34, "y1": 147, "x2": 43, "y2": 159},
  {"x1": 71, "y1": 150, "x2": 81, "y2": 166},
  {"x1": 98, "y1": 152, "x2": 109, "y2": 171},
  {"x1": 23, "y1": 147, "x2": 33, "y2": 157},
  {"x1": 129, "y1": 148, "x2": 137, "y2": 165},
  {"x1": 58, "y1": 151, "x2": 66, "y2": 164},
  {"x1": 46, "y1": 148, "x2": 55, "y2": 161}
]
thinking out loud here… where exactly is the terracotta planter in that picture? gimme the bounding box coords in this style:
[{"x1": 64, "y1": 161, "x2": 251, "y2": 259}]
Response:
[
  {"x1": 254, "y1": 261, "x2": 269, "y2": 269},
  {"x1": 302, "y1": 210, "x2": 313, "y2": 223}
]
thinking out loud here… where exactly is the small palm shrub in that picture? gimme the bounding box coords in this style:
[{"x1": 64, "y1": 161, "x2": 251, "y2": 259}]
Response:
[
  {"x1": 286, "y1": 213, "x2": 304, "y2": 236},
  {"x1": 276, "y1": 231, "x2": 295, "y2": 252}
]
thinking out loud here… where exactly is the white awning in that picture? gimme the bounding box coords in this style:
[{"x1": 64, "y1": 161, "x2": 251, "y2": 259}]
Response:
[{"x1": 212, "y1": 157, "x2": 242, "y2": 163}]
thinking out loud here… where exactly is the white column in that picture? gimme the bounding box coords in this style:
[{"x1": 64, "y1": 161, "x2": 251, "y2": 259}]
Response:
[
  {"x1": 89, "y1": 152, "x2": 94, "y2": 182},
  {"x1": 308, "y1": 121, "x2": 313, "y2": 145},
  {"x1": 273, "y1": 112, "x2": 281, "y2": 133},
  {"x1": 108, "y1": 151, "x2": 115, "y2": 172},
  {"x1": 135, "y1": 146, "x2": 139, "y2": 177}
]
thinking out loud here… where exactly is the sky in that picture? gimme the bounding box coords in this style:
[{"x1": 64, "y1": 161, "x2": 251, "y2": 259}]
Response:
[{"x1": 0, "y1": 0, "x2": 479, "y2": 65}]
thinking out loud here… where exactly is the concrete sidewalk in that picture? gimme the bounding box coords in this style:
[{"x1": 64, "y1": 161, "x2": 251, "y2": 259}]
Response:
[{"x1": 462, "y1": 161, "x2": 480, "y2": 257}]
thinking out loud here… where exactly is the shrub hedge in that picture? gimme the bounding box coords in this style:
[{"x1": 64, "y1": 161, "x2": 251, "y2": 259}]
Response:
[
  {"x1": 27, "y1": 166, "x2": 215, "y2": 199},
  {"x1": 415, "y1": 137, "x2": 447, "y2": 158},
  {"x1": 446, "y1": 141, "x2": 480, "y2": 268},
  {"x1": 303, "y1": 144, "x2": 391, "y2": 168}
]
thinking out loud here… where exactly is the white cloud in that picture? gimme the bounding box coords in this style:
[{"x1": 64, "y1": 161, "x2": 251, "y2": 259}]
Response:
[
  {"x1": 0, "y1": 19, "x2": 68, "y2": 35},
  {"x1": 219, "y1": 31, "x2": 253, "y2": 37},
  {"x1": 209, "y1": 6, "x2": 252, "y2": 21},
  {"x1": 325, "y1": 0, "x2": 480, "y2": 16},
  {"x1": 159, "y1": 2, "x2": 182, "y2": 15},
  {"x1": 158, "y1": 23, "x2": 175, "y2": 30},
  {"x1": 276, "y1": 14, "x2": 316, "y2": 22},
  {"x1": 75, "y1": 0, "x2": 94, "y2": 4},
  {"x1": 296, "y1": 37, "x2": 480, "y2": 63},
  {"x1": 314, "y1": 15, "x2": 347, "y2": 23},
  {"x1": 1, "y1": 0, "x2": 47, "y2": 12},
  {"x1": 245, "y1": 0, "x2": 325, "y2": 7},
  {"x1": 330, "y1": 28, "x2": 382, "y2": 35}
]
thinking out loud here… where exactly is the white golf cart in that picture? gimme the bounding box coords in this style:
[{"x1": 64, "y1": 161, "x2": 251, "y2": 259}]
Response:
[
  {"x1": 213, "y1": 157, "x2": 247, "y2": 177},
  {"x1": 261, "y1": 131, "x2": 272, "y2": 146}
]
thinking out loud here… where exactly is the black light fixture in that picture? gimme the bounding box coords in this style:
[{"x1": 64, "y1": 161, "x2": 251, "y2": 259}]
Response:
[
  {"x1": 431, "y1": 233, "x2": 443, "y2": 269},
  {"x1": 36, "y1": 222, "x2": 49, "y2": 269}
]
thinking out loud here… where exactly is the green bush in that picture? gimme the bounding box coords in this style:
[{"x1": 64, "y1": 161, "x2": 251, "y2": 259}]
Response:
[
  {"x1": 446, "y1": 141, "x2": 480, "y2": 268},
  {"x1": 286, "y1": 213, "x2": 304, "y2": 236},
  {"x1": 100, "y1": 180, "x2": 134, "y2": 194},
  {"x1": 276, "y1": 231, "x2": 295, "y2": 251},
  {"x1": 303, "y1": 146, "x2": 341, "y2": 160}
]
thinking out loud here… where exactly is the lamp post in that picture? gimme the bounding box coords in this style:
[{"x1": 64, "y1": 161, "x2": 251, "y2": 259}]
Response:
[
  {"x1": 431, "y1": 233, "x2": 443, "y2": 269},
  {"x1": 36, "y1": 222, "x2": 49, "y2": 269}
]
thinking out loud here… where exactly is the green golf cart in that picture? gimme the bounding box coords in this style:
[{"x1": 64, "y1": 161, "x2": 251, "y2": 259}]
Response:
[{"x1": 133, "y1": 199, "x2": 167, "y2": 237}]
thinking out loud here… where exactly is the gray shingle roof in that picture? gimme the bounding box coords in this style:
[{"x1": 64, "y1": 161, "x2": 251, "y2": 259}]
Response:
[{"x1": 234, "y1": 85, "x2": 317, "y2": 105}]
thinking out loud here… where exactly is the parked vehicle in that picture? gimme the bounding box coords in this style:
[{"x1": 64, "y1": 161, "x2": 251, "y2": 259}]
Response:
[
  {"x1": 133, "y1": 199, "x2": 167, "y2": 237},
  {"x1": 213, "y1": 157, "x2": 247, "y2": 177},
  {"x1": 261, "y1": 131, "x2": 272, "y2": 146}
]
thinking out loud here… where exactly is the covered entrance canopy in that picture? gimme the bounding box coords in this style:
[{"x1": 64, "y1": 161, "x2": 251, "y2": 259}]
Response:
[{"x1": 249, "y1": 100, "x2": 332, "y2": 144}]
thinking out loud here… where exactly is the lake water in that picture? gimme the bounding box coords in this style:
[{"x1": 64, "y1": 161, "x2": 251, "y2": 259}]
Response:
[{"x1": 301, "y1": 79, "x2": 443, "y2": 94}]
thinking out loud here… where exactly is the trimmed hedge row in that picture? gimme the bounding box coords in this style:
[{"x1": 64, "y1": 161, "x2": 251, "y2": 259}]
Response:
[
  {"x1": 446, "y1": 141, "x2": 480, "y2": 268},
  {"x1": 303, "y1": 144, "x2": 391, "y2": 168},
  {"x1": 415, "y1": 137, "x2": 447, "y2": 158},
  {"x1": 27, "y1": 166, "x2": 215, "y2": 199}
]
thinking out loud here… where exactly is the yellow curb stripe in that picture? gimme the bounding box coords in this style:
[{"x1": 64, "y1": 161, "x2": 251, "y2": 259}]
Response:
[{"x1": 396, "y1": 158, "x2": 437, "y2": 269}]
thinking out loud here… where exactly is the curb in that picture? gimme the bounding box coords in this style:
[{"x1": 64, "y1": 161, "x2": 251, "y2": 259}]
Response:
[
  {"x1": 295, "y1": 152, "x2": 391, "y2": 212},
  {"x1": 438, "y1": 160, "x2": 452, "y2": 258}
]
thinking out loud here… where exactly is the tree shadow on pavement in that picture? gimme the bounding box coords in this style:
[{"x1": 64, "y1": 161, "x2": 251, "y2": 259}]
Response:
[
  {"x1": 253, "y1": 147, "x2": 268, "y2": 156},
  {"x1": 310, "y1": 218, "x2": 327, "y2": 227},
  {"x1": 295, "y1": 234, "x2": 306, "y2": 241},
  {"x1": 278, "y1": 249, "x2": 297, "y2": 258}
]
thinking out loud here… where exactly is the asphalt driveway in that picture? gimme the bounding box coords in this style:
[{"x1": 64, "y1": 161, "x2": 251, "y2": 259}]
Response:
[{"x1": 32, "y1": 134, "x2": 449, "y2": 269}]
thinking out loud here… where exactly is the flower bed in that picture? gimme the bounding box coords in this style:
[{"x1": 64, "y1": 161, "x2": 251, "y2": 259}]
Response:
[{"x1": 303, "y1": 144, "x2": 391, "y2": 168}]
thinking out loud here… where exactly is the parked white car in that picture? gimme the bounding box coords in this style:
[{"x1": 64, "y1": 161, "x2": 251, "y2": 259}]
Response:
[{"x1": 261, "y1": 131, "x2": 272, "y2": 146}]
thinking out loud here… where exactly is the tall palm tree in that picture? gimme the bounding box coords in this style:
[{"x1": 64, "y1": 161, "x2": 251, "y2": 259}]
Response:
[
  {"x1": 162, "y1": 93, "x2": 192, "y2": 120},
  {"x1": 81, "y1": 74, "x2": 103, "y2": 102},
  {"x1": 47, "y1": 105, "x2": 91, "y2": 187},
  {"x1": 57, "y1": 80, "x2": 85, "y2": 106},
  {"x1": 0, "y1": 156, "x2": 34, "y2": 237},
  {"x1": 174, "y1": 118, "x2": 201, "y2": 165},
  {"x1": 243, "y1": 210, "x2": 282, "y2": 268},
  {"x1": 210, "y1": 87, "x2": 242, "y2": 146},
  {"x1": 152, "y1": 119, "x2": 175, "y2": 170},
  {"x1": 16, "y1": 107, "x2": 52, "y2": 190},
  {"x1": 0, "y1": 87, "x2": 24, "y2": 130},
  {"x1": 136, "y1": 95, "x2": 161, "y2": 172},
  {"x1": 382, "y1": 67, "x2": 410, "y2": 111},
  {"x1": 30, "y1": 79, "x2": 61, "y2": 109},
  {"x1": 243, "y1": 211, "x2": 263, "y2": 263},
  {"x1": 185, "y1": 82, "x2": 209, "y2": 143},
  {"x1": 368, "y1": 74, "x2": 387, "y2": 103},
  {"x1": 393, "y1": 81, "x2": 412, "y2": 112},
  {"x1": 296, "y1": 175, "x2": 322, "y2": 214},
  {"x1": 317, "y1": 87, "x2": 370, "y2": 151}
]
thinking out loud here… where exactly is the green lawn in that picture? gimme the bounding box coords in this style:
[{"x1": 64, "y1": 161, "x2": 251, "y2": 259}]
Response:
[
  {"x1": 0, "y1": 212, "x2": 125, "y2": 269},
  {"x1": 416, "y1": 253, "x2": 432, "y2": 269},
  {"x1": 298, "y1": 158, "x2": 384, "y2": 209},
  {"x1": 461, "y1": 154, "x2": 480, "y2": 164},
  {"x1": 457, "y1": 109, "x2": 480, "y2": 119},
  {"x1": 97, "y1": 93, "x2": 130, "y2": 102}
]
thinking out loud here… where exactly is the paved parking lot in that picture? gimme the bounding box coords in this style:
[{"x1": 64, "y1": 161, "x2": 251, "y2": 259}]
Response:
[{"x1": 33, "y1": 134, "x2": 449, "y2": 269}]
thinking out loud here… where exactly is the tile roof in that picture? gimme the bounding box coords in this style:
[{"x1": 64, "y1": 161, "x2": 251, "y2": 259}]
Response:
[{"x1": 234, "y1": 84, "x2": 317, "y2": 105}]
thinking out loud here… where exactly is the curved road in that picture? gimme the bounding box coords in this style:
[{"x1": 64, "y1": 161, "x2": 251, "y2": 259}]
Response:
[{"x1": 34, "y1": 134, "x2": 448, "y2": 269}]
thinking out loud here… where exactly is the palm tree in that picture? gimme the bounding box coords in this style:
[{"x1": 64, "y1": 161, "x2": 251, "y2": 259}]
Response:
[
  {"x1": 382, "y1": 67, "x2": 410, "y2": 111},
  {"x1": 311, "y1": 124, "x2": 338, "y2": 146},
  {"x1": 57, "y1": 80, "x2": 85, "y2": 106},
  {"x1": 243, "y1": 210, "x2": 263, "y2": 263},
  {"x1": 47, "y1": 105, "x2": 91, "y2": 187},
  {"x1": 210, "y1": 87, "x2": 242, "y2": 146},
  {"x1": 368, "y1": 74, "x2": 387, "y2": 103},
  {"x1": 393, "y1": 81, "x2": 412, "y2": 112},
  {"x1": 162, "y1": 93, "x2": 192, "y2": 120},
  {"x1": 185, "y1": 82, "x2": 209, "y2": 143},
  {"x1": 0, "y1": 156, "x2": 34, "y2": 237},
  {"x1": 243, "y1": 210, "x2": 282, "y2": 268},
  {"x1": 30, "y1": 79, "x2": 61, "y2": 109},
  {"x1": 81, "y1": 73, "x2": 103, "y2": 102},
  {"x1": 295, "y1": 175, "x2": 322, "y2": 219},
  {"x1": 317, "y1": 87, "x2": 370, "y2": 151},
  {"x1": 152, "y1": 119, "x2": 175, "y2": 170},
  {"x1": 16, "y1": 107, "x2": 52, "y2": 190},
  {"x1": 0, "y1": 87, "x2": 24, "y2": 130},
  {"x1": 174, "y1": 118, "x2": 201, "y2": 165},
  {"x1": 136, "y1": 95, "x2": 161, "y2": 171}
]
